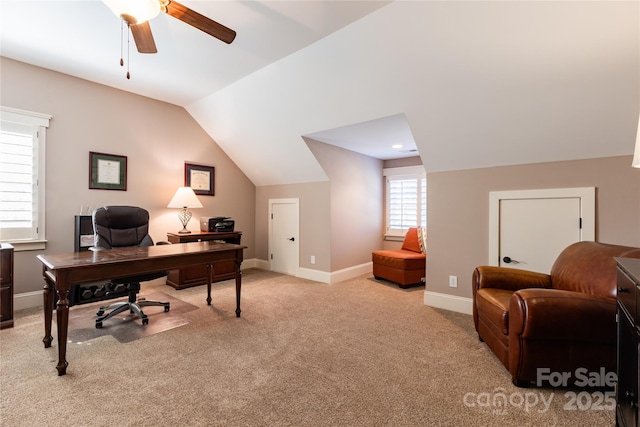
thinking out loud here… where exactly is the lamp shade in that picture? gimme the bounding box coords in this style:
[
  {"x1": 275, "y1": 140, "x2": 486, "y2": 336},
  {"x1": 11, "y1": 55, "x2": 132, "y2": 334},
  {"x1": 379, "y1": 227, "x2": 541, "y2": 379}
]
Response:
[
  {"x1": 633, "y1": 113, "x2": 640, "y2": 168},
  {"x1": 167, "y1": 187, "x2": 203, "y2": 209},
  {"x1": 103, "y1": 0, "x2": 161, "y2": 24}
]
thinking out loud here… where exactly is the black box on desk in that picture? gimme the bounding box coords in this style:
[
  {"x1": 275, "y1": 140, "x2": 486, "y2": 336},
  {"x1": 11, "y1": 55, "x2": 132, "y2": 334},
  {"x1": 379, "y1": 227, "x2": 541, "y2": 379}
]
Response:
[{"x1": 200, "y1": 217, "x2": 235, "y2": 232}]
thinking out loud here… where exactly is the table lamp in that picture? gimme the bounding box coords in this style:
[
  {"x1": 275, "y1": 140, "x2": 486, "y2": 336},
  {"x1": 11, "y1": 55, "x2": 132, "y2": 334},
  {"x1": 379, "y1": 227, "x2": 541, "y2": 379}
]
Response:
[{"x1": 167, "y1": 187, "x2": 203, "y2": 234}]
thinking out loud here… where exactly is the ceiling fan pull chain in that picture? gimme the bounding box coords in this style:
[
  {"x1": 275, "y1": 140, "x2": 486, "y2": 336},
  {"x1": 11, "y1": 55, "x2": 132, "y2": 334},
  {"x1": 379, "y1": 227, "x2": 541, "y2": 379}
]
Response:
[
  {"x1": 126, "y1": 22, "x2": 131, "y2": 79},
  {"x1": 119, "y1": 18, "x2": 124, "y2": 68}
]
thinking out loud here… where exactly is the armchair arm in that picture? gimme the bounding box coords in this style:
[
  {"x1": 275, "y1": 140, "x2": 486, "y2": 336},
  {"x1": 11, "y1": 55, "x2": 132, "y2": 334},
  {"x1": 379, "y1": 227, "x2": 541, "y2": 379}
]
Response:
[
  {"x1": 508, "y1": 288, "x2": 617, "y2": 385},
  {"x1": 473, "y1": 266, "x2": 551, "y2": 293},
  {"x1": 509, "y1": 288, "x2": 616, "y2": 344}
]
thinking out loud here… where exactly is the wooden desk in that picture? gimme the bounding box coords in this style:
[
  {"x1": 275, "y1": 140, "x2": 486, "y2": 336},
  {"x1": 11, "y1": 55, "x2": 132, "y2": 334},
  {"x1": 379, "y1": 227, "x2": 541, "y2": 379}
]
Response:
[
  {"x1": 166, "y1": 231, "x2": 242, "y2": 289},
  {"x1": 37, "y1": 241, "x2": 246, "y2": 376}
]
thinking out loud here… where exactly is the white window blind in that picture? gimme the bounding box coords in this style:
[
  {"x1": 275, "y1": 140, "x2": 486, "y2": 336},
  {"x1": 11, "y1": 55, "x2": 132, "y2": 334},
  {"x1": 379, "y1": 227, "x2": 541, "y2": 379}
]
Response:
[
  {"x1": 384, "y1": 166, "x2": 426, "y2": 237},
  {"x1": 0, "y1": 107, "x2": 51, "y2": 249}
]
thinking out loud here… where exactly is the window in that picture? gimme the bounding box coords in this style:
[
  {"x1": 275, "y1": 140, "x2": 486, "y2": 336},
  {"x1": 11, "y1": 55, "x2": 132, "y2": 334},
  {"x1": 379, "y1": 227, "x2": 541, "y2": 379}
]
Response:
[
  {"x1": 0, "y1": 107, "x2": 51, "y2": 250},
  {"x1": 384, "y1": 165, "x2": 426, "y2": 237}
]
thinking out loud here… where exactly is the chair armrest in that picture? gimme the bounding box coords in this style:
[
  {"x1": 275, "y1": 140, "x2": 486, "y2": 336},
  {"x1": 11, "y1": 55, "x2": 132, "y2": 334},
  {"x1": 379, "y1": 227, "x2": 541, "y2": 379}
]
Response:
[
  {"x1": 509, "y1": 288, "x2": 616, "y2": 343},
  {"x1": 473, "y1": 266, "x2": 551, "y2": 293}
]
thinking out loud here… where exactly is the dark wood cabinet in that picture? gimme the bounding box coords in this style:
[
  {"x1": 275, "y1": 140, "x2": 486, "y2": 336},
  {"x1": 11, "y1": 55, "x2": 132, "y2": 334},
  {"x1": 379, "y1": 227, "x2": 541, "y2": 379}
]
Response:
[
  {"x1": 74, "y1": 215, "x2": 94, "y2": 252},
  {"x1": 1, "y1": 243, "x2": 14, "y2": 329},
  {"x1": 166, "y1": 231, "x2": 242, "y2": 289},
  {"x1": 616, "y1": 257, "x2": 640, "y2": 427}
]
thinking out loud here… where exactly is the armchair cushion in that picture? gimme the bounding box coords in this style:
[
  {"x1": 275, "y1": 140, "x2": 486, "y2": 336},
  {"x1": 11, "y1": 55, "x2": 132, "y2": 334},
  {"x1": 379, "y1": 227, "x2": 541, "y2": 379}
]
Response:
[
  {"x1": 370, "y1": 250, "x2": 426, "y2": 270},
  {"x1": 472, "y1": 266, "x2": 551, "y2": 336}
]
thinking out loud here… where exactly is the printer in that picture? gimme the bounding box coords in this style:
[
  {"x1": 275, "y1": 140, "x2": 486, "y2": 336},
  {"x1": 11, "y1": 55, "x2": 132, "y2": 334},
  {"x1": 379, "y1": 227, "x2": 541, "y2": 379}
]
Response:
[{"x1": 200, "y1": 216, "x2": 235, "y2": 232}]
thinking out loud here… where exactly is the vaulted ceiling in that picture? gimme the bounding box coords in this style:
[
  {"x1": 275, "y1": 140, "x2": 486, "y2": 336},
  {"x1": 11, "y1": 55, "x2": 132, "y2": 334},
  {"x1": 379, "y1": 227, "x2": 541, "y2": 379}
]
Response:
[{"x1": 2, "y1": 1, "x2": 638, "y2": 186}]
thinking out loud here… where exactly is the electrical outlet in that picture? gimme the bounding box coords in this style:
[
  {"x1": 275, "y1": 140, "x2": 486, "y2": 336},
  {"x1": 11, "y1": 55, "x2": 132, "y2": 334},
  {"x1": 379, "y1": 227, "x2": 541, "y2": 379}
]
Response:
[
  {"x1": 311, "y1": 255, "x2": 316, "y2": 265},
  {"x1": 449, "y1": 275, "x2": 458, "y2": 288}
]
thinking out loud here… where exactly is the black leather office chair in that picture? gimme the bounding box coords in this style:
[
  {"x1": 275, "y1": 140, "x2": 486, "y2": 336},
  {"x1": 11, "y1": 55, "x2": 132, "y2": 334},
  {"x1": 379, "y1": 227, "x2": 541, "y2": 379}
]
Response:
[{"x1": 91, "y1": 206, "x2": 170, "y2": 328}]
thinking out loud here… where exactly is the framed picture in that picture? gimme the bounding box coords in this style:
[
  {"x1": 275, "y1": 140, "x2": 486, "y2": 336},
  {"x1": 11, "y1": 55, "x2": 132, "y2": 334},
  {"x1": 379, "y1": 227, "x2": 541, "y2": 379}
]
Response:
[
  {"x1": 185, "y1": 163, "x2": 215, "y2": 196},
  {"x1": 89, "y1": 151, "x2": 127, "y2": 191}
]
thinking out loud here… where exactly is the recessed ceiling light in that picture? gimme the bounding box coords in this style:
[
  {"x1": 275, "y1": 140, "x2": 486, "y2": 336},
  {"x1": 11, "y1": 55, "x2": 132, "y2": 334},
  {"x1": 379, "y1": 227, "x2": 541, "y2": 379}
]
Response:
[{"x1": 392, "y1": 144, "x2": 403, "y2": 149}]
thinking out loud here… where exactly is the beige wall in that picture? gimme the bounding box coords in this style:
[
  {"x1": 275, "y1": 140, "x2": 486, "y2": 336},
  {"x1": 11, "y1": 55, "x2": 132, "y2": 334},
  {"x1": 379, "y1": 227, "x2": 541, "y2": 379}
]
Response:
[
  {"x1": 306, "y1": 140, "x2": 383, "y2": 270},
  {"x1": 426, "y1": 155, "x2": 640, "y2": 299},
  {"x1": 255, "y1": 182, "x2": 331, "y2": 271},
  {"x1": 4, "y1": 57, "x2": 638, "y2": 309},
  {"x1": 1, "y1": 57, "x2": 256, "y2": 295},
  {"x1": 255, "y1": 140, "x2": 384, "y2": 273}
]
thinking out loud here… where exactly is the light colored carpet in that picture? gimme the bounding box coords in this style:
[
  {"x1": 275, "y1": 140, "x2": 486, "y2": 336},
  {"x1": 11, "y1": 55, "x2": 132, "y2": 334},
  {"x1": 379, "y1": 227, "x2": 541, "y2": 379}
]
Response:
[{"x1": 0, "y1": 269, "x2": 613, "y2": 426}]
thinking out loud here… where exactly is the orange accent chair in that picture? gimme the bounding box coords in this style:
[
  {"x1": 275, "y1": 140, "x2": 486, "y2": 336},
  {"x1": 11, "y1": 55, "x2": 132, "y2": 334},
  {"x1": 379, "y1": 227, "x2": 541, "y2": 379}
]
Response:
[{"x1": 372, "y1": 228, "x2": 426, "y2": 288}]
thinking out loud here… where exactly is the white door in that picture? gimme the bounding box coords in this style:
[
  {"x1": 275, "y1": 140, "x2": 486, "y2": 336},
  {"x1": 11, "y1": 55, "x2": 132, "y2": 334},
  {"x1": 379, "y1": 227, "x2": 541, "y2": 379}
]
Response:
[
  {"x1": 499, "y1": 198, "x2": 580, "y2": 273},
  {"x1": 489, "y1": 188, "x2": 595, "y2": 274},
  {"x1": 269, "y1": 199, "x2": 299, "y2": 275}
]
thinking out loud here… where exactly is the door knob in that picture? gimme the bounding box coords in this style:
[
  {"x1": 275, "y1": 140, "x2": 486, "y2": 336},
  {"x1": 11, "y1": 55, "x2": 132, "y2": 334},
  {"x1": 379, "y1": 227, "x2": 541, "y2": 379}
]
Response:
[
  {"x1": 288, "y1": 237, "x2": 295, "y2": 242},
  {"x1": 502, "y1": 256, "x2": 519, "y2": 264}
]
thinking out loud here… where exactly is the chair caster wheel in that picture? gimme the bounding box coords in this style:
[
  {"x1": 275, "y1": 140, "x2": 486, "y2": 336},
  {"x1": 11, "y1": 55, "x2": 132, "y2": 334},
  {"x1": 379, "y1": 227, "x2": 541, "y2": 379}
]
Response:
[
  {"x1": 96, "y1": 310, "x2": 104, "y2": 316},
  {"x1": 142, "y1": 318, "x2": 149, "y2": 325},
  {"x1": 164, "y1": 306, "x2": 170, "y2": 312},
  {"x1": 96, "y1": 322, "x2": 103, "y2": 329}
]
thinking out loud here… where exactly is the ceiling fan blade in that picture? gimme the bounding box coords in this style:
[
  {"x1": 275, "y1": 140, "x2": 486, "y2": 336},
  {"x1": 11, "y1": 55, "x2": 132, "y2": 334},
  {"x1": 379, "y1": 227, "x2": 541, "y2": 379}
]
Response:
[
  {"x1": 130, "y1": 21, "x2": 157, "y2": 54},
  {"x1": 165, "y1": 1, "x2": 236, "y2": 44}
]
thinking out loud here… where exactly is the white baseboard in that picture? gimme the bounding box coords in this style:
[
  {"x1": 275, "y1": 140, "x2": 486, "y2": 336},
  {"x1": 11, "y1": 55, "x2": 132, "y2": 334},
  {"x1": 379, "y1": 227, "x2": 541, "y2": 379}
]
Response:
[
  {"x1": 240, "y1": 258, "x2": 260, "y2": 269},
  {"x1": 298, "y1": 262, "x2": 372, "y2": 284},
  {"x1": 330, "y1": 262, "x2": 373, "y2": 284},
  {"x1": 17, "y1": 264, "x2": 472, "y2": 317},
  {"x1": 252, "y1": 259, "x2": 271, "y2": 270},
  {"x1": 297, "y1": 267, "x2": 331, "y2": 283},
  {"x1": 423, "y1": 291, "x2": 473, "y2": 315},
  {"x1": 15, "y1": 290, "x2": 43, "y2": 311},
  {"x1": 251, "y1": 260, "x2": 373, "y2": 285}
]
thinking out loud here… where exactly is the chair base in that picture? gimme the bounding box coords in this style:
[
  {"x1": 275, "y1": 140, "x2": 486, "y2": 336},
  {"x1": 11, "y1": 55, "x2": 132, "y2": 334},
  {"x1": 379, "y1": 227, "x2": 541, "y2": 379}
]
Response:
[{"x1": 95, "y1": 298, "x2": 170, "y2": 329}]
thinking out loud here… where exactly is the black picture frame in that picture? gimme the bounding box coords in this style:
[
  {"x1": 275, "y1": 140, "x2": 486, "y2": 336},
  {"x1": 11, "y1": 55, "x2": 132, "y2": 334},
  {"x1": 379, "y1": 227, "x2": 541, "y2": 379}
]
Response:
[
  {"x1": 89, "y1": 152, "x2": 127, "y2": 191},
  {"x1": 185, "y1": 162, "x2": 215, "y2": 196}
]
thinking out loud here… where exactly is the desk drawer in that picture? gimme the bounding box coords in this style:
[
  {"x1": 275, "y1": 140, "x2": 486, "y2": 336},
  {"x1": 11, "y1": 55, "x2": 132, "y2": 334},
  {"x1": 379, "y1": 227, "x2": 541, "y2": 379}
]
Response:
[{"x1": 166, "y1": 260, "x2": 237, "y2": 290}]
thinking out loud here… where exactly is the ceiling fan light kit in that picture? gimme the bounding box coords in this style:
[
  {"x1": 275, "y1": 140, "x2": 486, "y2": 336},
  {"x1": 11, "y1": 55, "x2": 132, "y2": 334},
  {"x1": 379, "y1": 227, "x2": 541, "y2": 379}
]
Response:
[
  {"x1": 103, "y1": 0, "x2": 236, "y2": 79},
  {"x1": 103, "y1": 0, "x2": 236, "y2": 51},
  {"x1": 103, "y1": 0, "x2": 162, "y2": 25}
]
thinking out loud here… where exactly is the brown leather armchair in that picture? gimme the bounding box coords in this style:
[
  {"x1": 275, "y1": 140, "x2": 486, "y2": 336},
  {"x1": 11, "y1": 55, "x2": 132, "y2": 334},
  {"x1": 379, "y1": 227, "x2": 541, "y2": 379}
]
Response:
[{"x1": 473, "y1": 241, "x2": 640, "y2": 387}]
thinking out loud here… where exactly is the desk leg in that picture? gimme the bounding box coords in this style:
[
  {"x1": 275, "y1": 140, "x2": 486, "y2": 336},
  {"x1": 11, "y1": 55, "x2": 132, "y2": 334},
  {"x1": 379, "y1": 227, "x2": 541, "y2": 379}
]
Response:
[
  {"x1": 42, "y1": 272, "x2": 54, "y2": 348},
  {"x1": 235, "y1": 262, "x2": 242, "y2": 318},
  {"x1": 55, "y1": 288, "x2": 70, "y2": 376},
  {"x1": 206, "y1": 264, "x2": 213, "y2": 306}
]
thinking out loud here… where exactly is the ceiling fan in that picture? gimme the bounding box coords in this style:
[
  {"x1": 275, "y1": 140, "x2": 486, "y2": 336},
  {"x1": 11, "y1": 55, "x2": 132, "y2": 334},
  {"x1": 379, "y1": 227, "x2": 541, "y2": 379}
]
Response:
[{"x1": 104, "y1": 0, "x2": 236, "y2": 55}]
